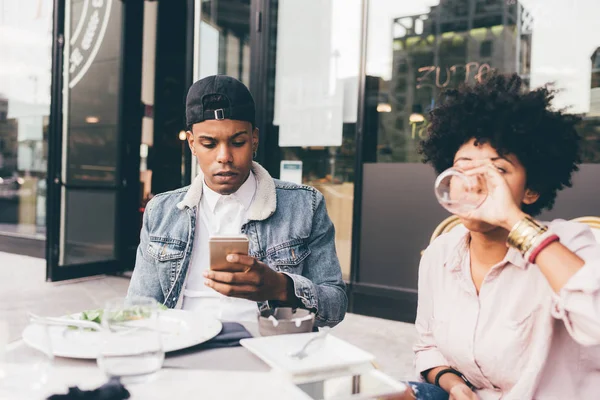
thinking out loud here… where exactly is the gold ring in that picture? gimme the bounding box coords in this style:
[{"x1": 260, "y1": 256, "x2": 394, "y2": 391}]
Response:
[{"x1": 243, "y1": 266, "x2": 251, "y2": 273}]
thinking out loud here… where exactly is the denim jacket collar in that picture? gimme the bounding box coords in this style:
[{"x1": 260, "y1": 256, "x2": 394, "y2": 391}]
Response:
[{"x1": 176, "y1": 161, "x2": 276, "y2": 221}]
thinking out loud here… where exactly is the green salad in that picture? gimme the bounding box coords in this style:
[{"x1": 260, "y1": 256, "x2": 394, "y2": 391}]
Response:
[{"x1": 69, "y1": 303, "x2": 167, "y2": 329}]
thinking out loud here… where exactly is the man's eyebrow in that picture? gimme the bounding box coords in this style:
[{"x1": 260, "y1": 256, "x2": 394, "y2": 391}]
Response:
[
  {"x1": 198, "y1": 135, "x2": 215, "y2": 140},
  {"x1": 230, "y1": 131, "x2": 248, "y2": 139},
  {"x1": 197, "y1": 131, "x2": 248, "y2": 140}
]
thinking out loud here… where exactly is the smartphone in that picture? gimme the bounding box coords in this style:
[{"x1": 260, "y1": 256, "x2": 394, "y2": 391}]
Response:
[{"x1": 209, "y1": 235, "x2": 249, "y2": 272}]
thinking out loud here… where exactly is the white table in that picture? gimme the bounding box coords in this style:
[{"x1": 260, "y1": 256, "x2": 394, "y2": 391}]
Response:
[
  {"x1": 4, "y1": 323, "x2": 412, "y2": 400},
  {"x1": 5, "y1": 321, "x2": 293, "y2": 399}
]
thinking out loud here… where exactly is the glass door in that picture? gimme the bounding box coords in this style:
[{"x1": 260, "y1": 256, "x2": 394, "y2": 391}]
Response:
[{"x1": 47, "y1": 0, "x2": 141, "y2": 281}]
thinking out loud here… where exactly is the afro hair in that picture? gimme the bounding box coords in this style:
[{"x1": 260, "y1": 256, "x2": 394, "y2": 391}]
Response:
[{"x1": 419, "y1": 73, "x2": 582, "y2": 216}]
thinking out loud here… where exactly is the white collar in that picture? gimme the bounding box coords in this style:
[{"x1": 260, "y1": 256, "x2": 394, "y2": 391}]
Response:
[
  {"x1": 177, "y1": 162, "x2": 276, "y2": 222},
  {"x1": 202, "y1": 171, "x2": 256, "y2": 213}
]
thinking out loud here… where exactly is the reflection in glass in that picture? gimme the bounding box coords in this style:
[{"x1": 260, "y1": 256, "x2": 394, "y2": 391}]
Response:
[
  {"x1": 0, "y1": 0, "x2": 52, "y2": 239},
  {"x1": 140, "y1": 2, "x2": 157, "y2": 215},
  {"x1": 581, "y1": 47, "x2": 600, "y2": 162},
  {"x1": 57, "y1": 0, "x2": 123, "y2": 266},
  {"x1": 198, "y1": 0, "x2": 251, "y2": 85},
  {"x1": 366, "y1": 0, "x2": 600, "y2": 164},
  {"x1": 65, "y1": 0, "x2": 122, "y2": 186},
  {"x1": 63, "y1": 189, "x2": 116, "y2": 265},
  {"x1": 264, "y1": 0, "x2": 362, "y2": 280},
  {"x1": 191, "y1": 0, "x2": 252, "y2": 181}
]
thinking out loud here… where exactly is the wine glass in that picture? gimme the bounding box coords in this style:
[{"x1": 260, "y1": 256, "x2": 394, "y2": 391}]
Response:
[
  {"x1": 96, "y1": 296, "x2": 164, "y2": 384},
  {"x1": 434, "y1": 167, "x2": 488, "y2": 214}
]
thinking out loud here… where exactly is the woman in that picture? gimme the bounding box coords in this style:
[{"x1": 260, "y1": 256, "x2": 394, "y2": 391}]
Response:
[{"x1": 411, "y1": 74, "x2": 600, "y2": 400}]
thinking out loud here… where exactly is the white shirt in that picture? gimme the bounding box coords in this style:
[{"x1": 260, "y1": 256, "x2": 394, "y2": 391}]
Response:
[{"x1": 182, "y1": 172, "x2": 259, "y2": 321}]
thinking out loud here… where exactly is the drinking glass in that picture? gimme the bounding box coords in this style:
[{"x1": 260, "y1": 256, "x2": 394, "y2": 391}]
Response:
[
  {"x1": 0, "y1": 319, "x2": 53, "y2": 400},
  {"x1": 434, "y1": 167, "x2": 488, "y2": 214},
  {"x1": 96, "y1": 297, "x2": 164, "y2": 384}
]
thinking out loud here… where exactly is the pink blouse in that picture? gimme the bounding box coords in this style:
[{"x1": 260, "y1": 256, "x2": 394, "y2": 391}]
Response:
[{"x1": 414, "y1": 219, "x2": 600, "y2": 399}]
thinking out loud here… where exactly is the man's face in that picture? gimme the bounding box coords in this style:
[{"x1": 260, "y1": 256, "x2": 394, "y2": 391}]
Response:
[{"x1": 187, "y1": 119, "x2": 258, "y2": 195}]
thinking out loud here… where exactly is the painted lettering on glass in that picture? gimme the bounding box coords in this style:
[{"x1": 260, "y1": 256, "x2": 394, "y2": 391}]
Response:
[{"x1": 416, "y1": 62, "x2": 494, "y2": 89}]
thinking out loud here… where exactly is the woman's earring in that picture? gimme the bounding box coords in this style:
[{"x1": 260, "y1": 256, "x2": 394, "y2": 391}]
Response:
[{"x1": 253, "y1": 150, "x2": 257, "y2": 159}]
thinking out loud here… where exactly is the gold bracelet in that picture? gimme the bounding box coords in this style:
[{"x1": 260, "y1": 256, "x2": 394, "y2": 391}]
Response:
[
  {"x1": 508, "y1": 217, "x2": 547, "y2": 254},
  {"x1": 523, "y1": 230, "x2": 557, "y2": 262},
  {"x1": 509, "y1": 218, "x2": 546, "y2": 254},
  {"x1": 507, "y1": 216, "x2": 548, "y2": 255}
]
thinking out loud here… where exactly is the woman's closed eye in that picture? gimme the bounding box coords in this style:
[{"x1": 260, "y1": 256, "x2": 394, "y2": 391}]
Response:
[{"x1": 493, "y1": 164, "x2": 507, "y2": 173}]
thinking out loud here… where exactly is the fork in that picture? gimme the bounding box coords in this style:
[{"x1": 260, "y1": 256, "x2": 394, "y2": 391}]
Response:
[
  {"x1": 288, "y1": 328, "x2": 330, "y2": 360},
  {"x1": 28, "y1": 313, "x2": 173, "y2": 335},
  {"x1": 28, "y1": 313, "x2": 104, "y2": 331}
]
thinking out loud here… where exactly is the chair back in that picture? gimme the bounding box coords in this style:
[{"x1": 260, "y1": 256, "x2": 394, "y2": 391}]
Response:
[
  {"x1": 571, "y1": 216, "x2": 600, "y2": 243},
  {"x1": 429, "y1": 215, "x2": 464, "y2": 244}
]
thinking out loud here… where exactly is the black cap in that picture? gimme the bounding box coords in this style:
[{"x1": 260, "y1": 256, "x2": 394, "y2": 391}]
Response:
[{"x1": 185, "y1": 75, "x2": 255, "y2": 129}]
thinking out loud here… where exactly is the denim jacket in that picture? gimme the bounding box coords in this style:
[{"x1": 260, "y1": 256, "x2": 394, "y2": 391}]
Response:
[{"x1": 127, "y1": 162, "x2": 347, "y2": 327}]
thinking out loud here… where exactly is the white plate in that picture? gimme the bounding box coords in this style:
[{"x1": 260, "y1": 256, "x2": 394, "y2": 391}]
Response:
[
  {"x1": 22, "y1": 309, "x2": 222, "y2": 359},
  {"x1": 240, "y1": 333, "x2": 375, "y2": 383}
]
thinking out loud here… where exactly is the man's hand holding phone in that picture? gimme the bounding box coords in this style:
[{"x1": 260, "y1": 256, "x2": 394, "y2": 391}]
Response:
[{"x1": 204, "y1": 235, "x2": 299, "y2": 304}]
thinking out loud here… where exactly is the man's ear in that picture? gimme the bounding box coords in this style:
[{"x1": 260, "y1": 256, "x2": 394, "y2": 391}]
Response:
[{"x1": 186, "y1": 130, "x2": 195, "y2": 155}]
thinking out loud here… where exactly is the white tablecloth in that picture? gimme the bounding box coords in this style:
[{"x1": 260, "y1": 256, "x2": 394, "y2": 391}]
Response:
[
  {"x1": 4, "y1": 322, "x2": 410, "y2": 400},
  {"x1": 4, "y1": 322, "x2": 313, "y2": 400},
  {"x1": 42, "y1": 366, "x2": 311, "y2": 399}
]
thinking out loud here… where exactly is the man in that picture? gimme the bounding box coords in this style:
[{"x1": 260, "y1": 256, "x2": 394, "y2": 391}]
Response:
[{"x1": 128, "y1": 75, "x2": 347, "y2": 327}]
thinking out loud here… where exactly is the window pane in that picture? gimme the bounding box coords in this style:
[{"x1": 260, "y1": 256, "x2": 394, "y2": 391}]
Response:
[
  {"x1": 264, "y1": 0, "x2": 362, "y2": 280},
  {"x1": 366, "y1": 0, "x2": 600, "y2": 163},
  {"x1": 198, "y1": 0, "x2": 251, "y2": 85},
  {"x1": 0, "y1": 1, "x2": 52, "y2": 239},
  {"x1": 65, "y1": 0, "x2": 122, "y2": 186},
  {"x1": 62, "y1": 189, "x2": 116, "y2": 265},
  {"x1": 191, "y1": 0, "x2": 252, "y2": 180},
  {"x1": 59, "y1": 0, "x2": 123, "y2": 266}
]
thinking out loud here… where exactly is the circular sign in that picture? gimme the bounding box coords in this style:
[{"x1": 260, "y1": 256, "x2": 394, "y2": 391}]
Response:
[{"x1": 68, "y1": 0, "x2": 112, "y2": 88}]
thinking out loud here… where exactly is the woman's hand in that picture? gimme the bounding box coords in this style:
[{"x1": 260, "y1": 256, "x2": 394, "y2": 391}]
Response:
[{"x1": 457, "y1": 163, "x2": 525, "y2": 230}]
